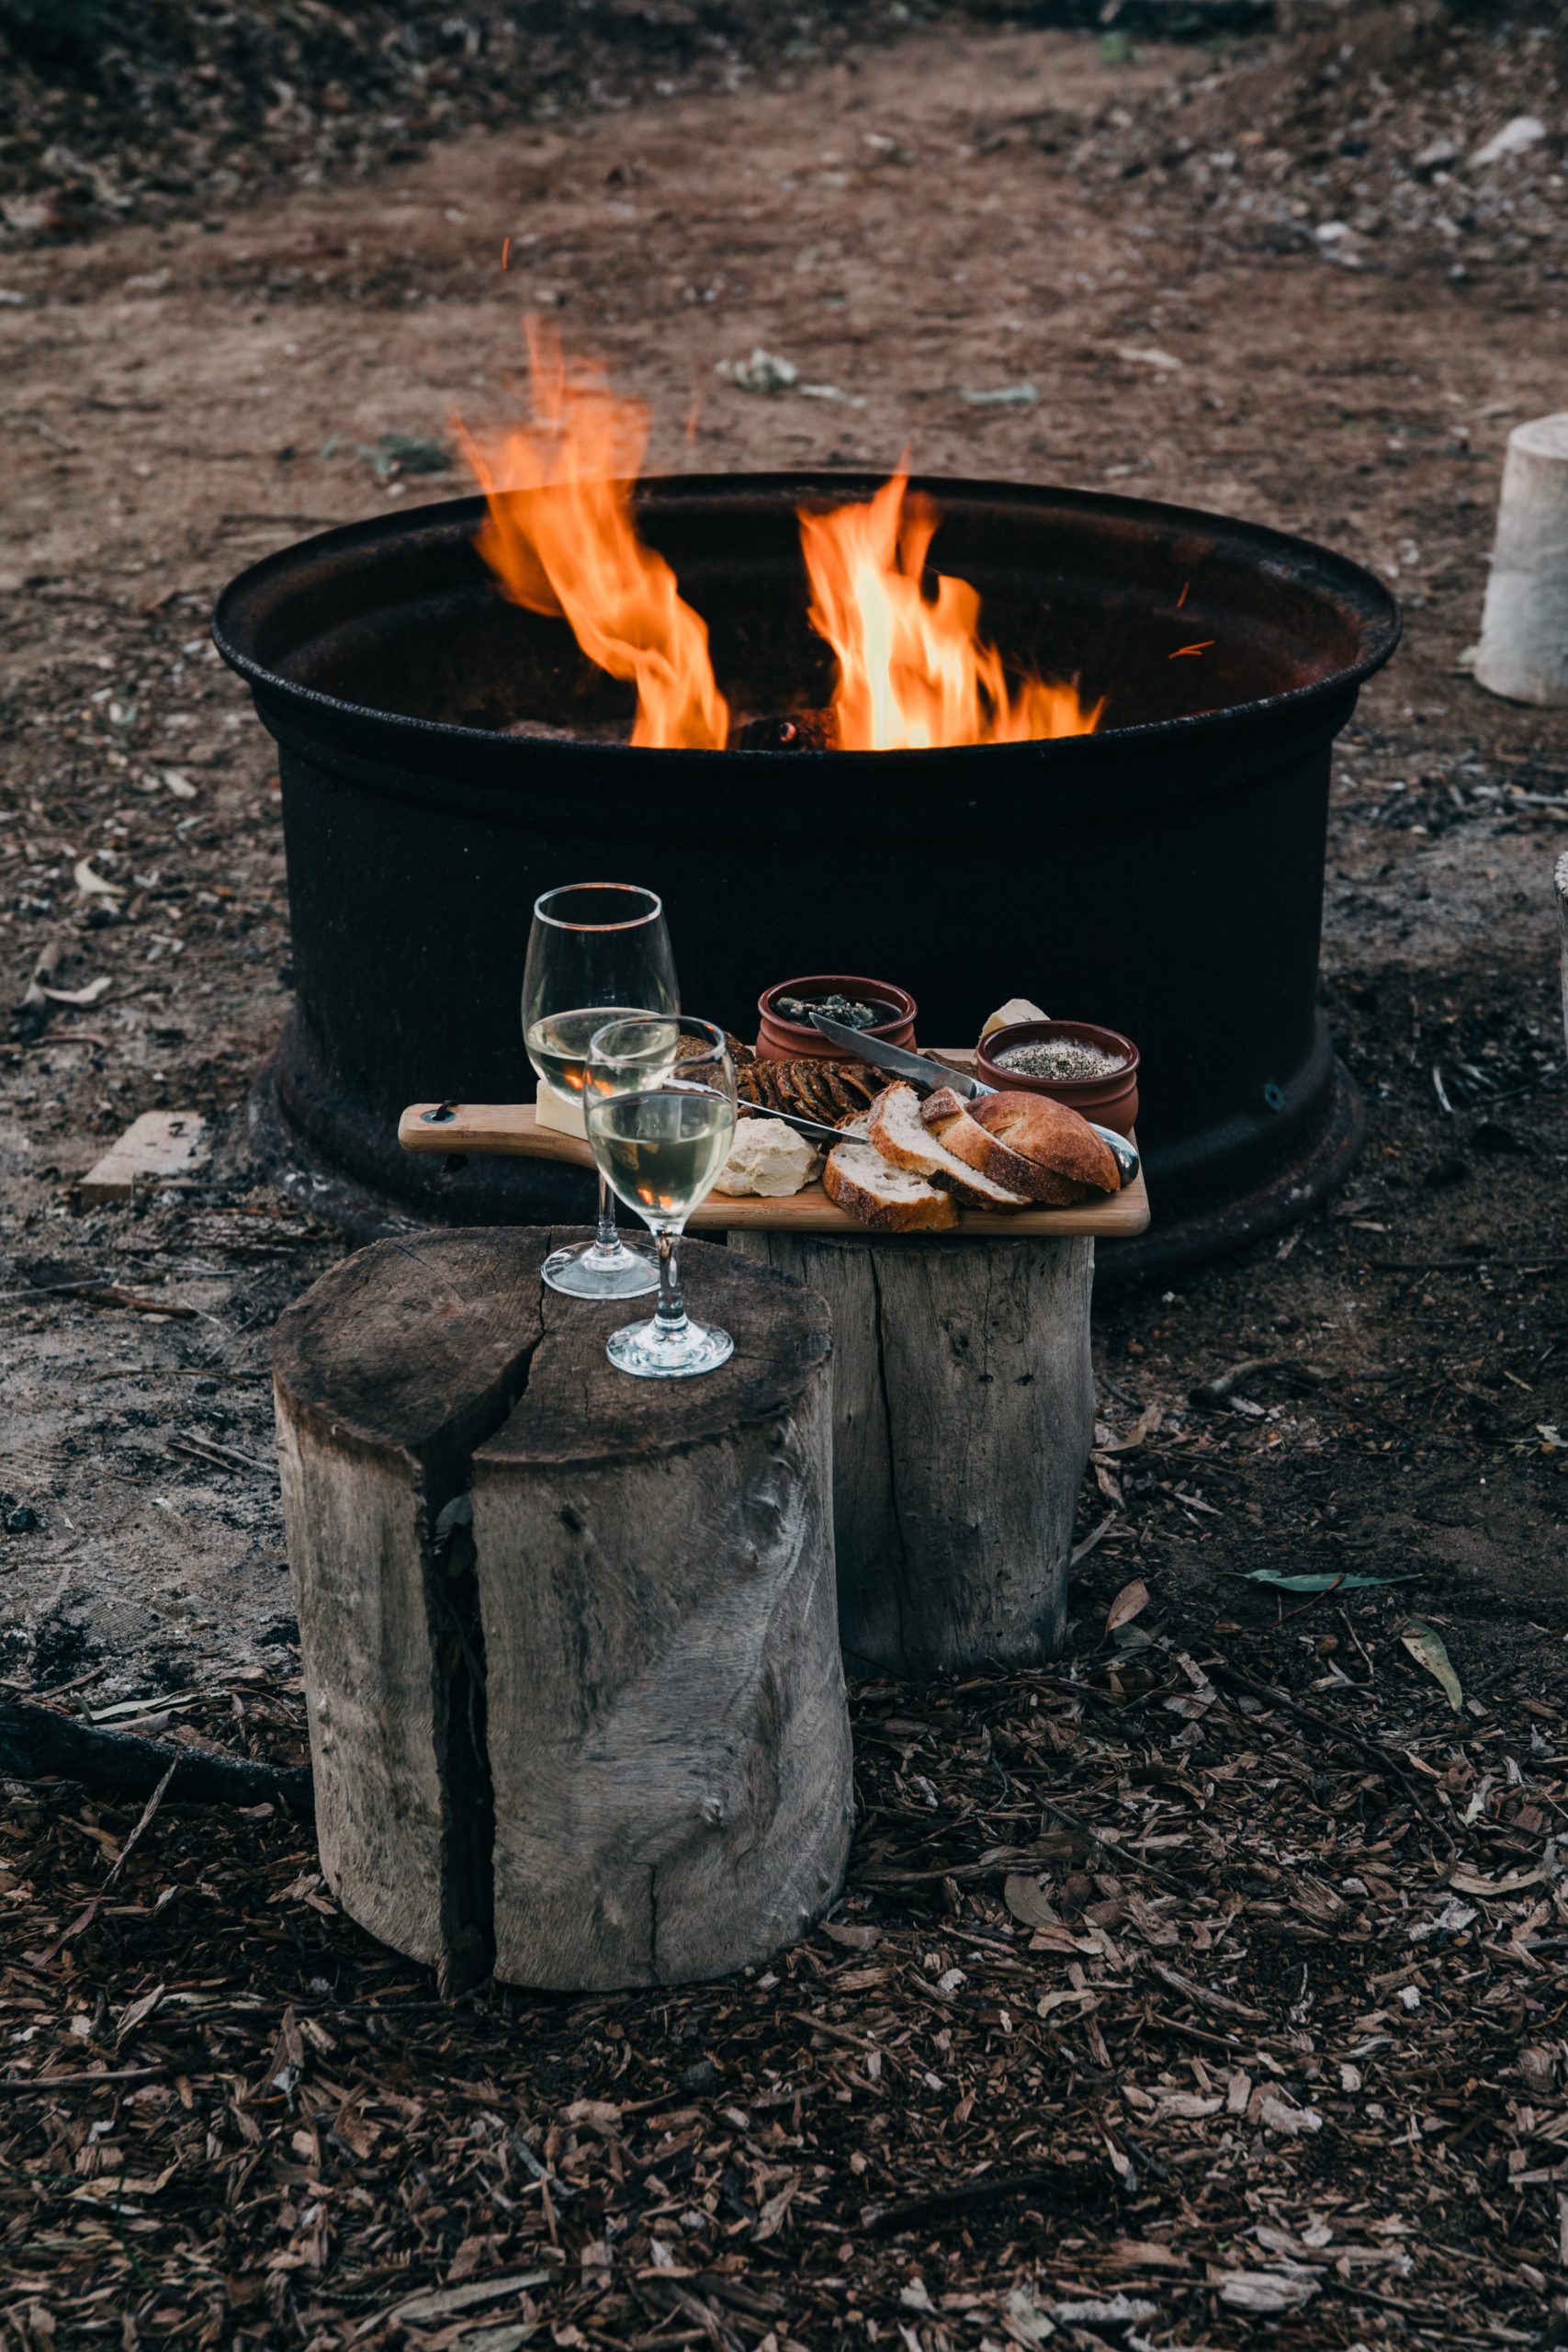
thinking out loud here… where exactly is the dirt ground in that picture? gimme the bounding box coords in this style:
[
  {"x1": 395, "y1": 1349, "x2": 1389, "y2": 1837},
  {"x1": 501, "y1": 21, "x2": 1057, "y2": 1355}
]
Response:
[{"x1": 3, "y1": 9, "x2": 1568, "y2": 2346}]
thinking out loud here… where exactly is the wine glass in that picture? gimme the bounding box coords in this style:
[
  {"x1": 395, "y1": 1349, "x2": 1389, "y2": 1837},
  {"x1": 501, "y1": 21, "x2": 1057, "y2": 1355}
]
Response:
[
  {"x1": 523, "y1": 882, "x2": 679, "y2": 1298},
  {"x1": 584, "y1": 1016, "x2": 738, "y2": 1378}
]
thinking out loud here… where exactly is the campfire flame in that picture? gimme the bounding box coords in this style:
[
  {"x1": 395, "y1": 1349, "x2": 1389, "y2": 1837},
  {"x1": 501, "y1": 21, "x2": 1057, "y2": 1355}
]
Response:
[
  {"x1": 456, "y1": 322, "x2": 730, "y2": 751},
  {"x1": 799, "y1": 471, "x2": 1102, "y2": 751},
  {"x1": 460, "y1": 324, "x2": 1101, "y2": 752}
]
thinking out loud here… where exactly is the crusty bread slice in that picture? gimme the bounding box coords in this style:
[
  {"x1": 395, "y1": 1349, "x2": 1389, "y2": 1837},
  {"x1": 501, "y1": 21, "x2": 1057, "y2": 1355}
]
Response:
[
  {"x1": 824, "y1": 1111, "x2": 959, "y2": 1233},
  {"x1": 919, "y1": 1086, "x2": 1085, "y2": 1208},
  {"x1": 969, "y1": 1089, "x2": 1121, "y2": 1197},
  {"x1": 867, "y1": 1081, "x2": 1029, "y2": 1212}
]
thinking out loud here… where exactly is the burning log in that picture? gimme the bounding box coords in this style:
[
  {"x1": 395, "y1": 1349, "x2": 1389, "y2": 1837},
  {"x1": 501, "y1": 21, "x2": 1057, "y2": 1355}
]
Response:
[
  {"x1": 730, "y1": 709, "x2": 840, "y2": 752},
  {"x1": 272, "y1": 1228, "x2": 852, "y2": 1990}
]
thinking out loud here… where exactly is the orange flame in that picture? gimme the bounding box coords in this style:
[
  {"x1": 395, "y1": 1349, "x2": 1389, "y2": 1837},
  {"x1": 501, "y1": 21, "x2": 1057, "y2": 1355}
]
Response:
[
  {"x1": 456, "y1": 321, "x2": 729, "y2": 750},
  {"x1": 799, "y1": 472, "x2": 1101, "y2": 751},
  {"x1": 460, "y1": 325, "x2": 1101, "y2": 752}
]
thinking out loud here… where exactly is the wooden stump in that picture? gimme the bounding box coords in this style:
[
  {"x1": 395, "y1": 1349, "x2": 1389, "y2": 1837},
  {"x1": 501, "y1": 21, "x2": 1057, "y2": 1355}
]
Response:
[
  {"x1": 273, "y1": 1229, "x2": 852, "y2": 1992},
  {"x1": 734, "y1": 1231, "x2": 1094, "y2": 1679},
  {"x1": 1476, "y1": 414, "x2": 1568, "y2": 707}
]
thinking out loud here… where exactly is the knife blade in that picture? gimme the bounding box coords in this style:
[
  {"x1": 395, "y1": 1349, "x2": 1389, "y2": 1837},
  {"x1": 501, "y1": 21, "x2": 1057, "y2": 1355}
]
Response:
[
  {"x1": 735, "y1": 1099, "x2": 851, "y2": 1148},
  {"x1": 808, "y1": 1013, "x2": 991, "y2": 1100}
]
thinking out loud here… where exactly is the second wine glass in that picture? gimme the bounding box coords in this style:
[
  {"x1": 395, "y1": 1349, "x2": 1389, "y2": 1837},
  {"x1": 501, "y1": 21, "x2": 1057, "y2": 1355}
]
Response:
[
  {"x1": 522, "y1": 882, "x2": 679, "y2": 1299},
  {"x1": 584, "y1": 1016, "x2": 738, "y2": 1378}
]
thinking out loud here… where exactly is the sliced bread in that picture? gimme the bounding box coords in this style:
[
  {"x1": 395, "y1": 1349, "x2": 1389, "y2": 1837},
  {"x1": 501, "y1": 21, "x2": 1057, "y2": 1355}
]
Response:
[
  {"x1": 824, "y1": 1111, "x2": 959, "y2": 1233},
  {"x1": 867, "y1": 1080, "x2": 1029, "y2": 1211},
  {"x1": 919, "y1": 1085, "x2": 1085, "y2": 1208},
  {"x1": 969, "y1": 1089, "x2": 1121, "y2": 1196}
]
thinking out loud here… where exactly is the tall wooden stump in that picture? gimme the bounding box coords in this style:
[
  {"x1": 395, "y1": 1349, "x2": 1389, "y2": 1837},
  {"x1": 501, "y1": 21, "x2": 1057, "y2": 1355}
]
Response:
[
  {"x1": 1476, "y1": 414, "x2": 1568, "y2": 707},
  {"x1": 273, "y1": 1229, "x2": 852, "y2": 1992},
  {"x1": 734, "y1": 1232, "x2": 1095, "y2": 1679}
]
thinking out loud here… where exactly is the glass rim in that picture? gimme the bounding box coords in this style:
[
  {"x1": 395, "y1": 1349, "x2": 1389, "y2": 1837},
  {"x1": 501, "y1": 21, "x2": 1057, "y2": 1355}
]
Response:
[
  {"x1": 589, "y1": 1012, "x2": 726, "y2": 1064},
  {"x1": 532, "y1": 881, "x2": 664, "y2": 934}
]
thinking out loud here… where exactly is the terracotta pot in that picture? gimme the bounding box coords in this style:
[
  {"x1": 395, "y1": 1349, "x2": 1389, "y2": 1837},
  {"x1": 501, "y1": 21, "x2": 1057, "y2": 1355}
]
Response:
[
  {"x1": 976, "y1": 1019, "x2": 1140, "y2": 1136},
  {"x1": 757, "y1": 975, "x2": 917, "y2": 1063}
]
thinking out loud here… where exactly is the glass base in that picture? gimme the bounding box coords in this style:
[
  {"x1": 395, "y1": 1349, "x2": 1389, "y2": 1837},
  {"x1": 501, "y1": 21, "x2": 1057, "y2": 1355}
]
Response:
[
  {"x1": 542, "y1": 1238, "x2": 659, "y2": 1300},
  {"x1": 605, "y1": 1316, "x2": 735, "y2": 1380}
]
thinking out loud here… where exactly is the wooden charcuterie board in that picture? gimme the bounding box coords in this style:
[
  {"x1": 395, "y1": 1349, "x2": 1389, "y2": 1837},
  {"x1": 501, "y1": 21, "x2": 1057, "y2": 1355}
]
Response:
[{"x1": 399, "y1": 1080, "x2": 1150, "y2": 1240}]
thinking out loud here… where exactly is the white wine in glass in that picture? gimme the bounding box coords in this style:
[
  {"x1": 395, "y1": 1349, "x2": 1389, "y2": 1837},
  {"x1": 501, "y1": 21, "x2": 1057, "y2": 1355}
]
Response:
[
  {"x1": 522, "y1": 883, "x2": 679, "y2": 1300},
  {"x1": 525, "y1": 1009, "x2": 680, "y2": 1108},
  {"x1": 588, "y1": 1087, "x2": 737, "y2": 1224},
  {"x1": 585, "y1": 1016, "x2": 738, "y2": 1379}
]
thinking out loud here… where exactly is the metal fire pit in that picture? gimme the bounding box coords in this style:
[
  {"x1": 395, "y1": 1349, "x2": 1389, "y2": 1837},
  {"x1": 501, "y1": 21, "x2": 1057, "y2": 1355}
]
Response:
[{"x1": 214, "y1": 471, "x2": 1400, "y2": 1276}]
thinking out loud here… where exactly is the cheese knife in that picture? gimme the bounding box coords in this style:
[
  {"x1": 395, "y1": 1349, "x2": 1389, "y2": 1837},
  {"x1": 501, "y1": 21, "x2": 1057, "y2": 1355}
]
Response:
[
  {"x1": 808, "y1": 1012, "x2": 992, "y2": 1100},
  {"x1": 735, "y1": 1099, "x2": 852, "y2": 1148}
]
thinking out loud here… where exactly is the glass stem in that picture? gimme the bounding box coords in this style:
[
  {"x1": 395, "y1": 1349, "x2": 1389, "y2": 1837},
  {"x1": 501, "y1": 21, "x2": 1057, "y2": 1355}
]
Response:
[
  {"x1": 655, "y1": 1227, "x2": 687, "y2": 1333},
  {"x1": 592, "y1": 1171, "x2": 622, "y2": 1259}
]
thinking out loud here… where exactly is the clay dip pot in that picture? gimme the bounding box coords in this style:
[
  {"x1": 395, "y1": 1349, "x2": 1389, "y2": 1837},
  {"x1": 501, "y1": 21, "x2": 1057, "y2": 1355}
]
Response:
[
  {"x1": 976, "y1": 1019, "x2": 1140, "y2": 1136},
  {"x1": 757, "y1": 975, "x2": 917, "y2": 1064}
]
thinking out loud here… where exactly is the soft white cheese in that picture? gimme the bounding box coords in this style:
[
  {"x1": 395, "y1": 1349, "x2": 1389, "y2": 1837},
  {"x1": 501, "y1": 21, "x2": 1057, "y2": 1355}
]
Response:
[
  {"x1": 979, "y1": 996, "x2": 1049, "y2": 1043},
  {"x1": 716, "y1": 1116, "x2": 821, "y2": 1198}
]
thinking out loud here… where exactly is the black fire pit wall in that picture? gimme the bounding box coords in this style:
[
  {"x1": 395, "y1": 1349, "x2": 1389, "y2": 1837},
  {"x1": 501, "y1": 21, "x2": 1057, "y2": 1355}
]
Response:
[{"x1": 214, "y1": 473, "x2": 1400, "y2": 1274}]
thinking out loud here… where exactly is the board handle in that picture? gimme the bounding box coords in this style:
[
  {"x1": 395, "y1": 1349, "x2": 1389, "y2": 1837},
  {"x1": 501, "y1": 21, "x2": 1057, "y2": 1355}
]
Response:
[{"x1": 399, "y1": 1103, "x2": 592, "y2": 1166}]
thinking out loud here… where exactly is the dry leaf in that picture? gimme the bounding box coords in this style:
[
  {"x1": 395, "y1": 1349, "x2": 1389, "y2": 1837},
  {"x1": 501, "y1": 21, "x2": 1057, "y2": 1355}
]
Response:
[
  {"x1": 115, "y1": 1984, "x2": 164, "y2": 2045},
  {"x1": 1035, "y1": 1987, "x2": 1094, "y2": 2018},
  {"x1": 1004, "y1": 1873, "x2": 1062, "y2": 1929},
  {"x1": 1095, "y1": 1404, "x2": 1164, "y2": 1454},
  {"x1": 73, "y1": 858, "x2": 124, "y2": 899},
  {"x1": 393, "y1": 2273, "x2": 551, "y2": 2324},
  {"x1": 1106, "y1": 1578, "x2": 1150, "y2": 1634},
  {"x1": 1401, "y1": 1618, "x2": 1462, "y2": 1712}
]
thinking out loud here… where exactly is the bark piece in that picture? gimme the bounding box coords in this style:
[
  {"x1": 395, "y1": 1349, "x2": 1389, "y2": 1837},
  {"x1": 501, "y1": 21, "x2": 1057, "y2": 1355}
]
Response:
[
  {"x1": 733, "y1": 1232, "x2": 1095, "y2": 1677},
  {"x1": 273, "y1": 1230, "x2": 850, "y2": 1992}
]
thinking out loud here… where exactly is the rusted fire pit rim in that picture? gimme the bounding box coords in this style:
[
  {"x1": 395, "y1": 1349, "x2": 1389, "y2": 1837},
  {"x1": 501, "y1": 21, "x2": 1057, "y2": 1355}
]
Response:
[{"x1": 212, "y1": 470, "x2": 1403, "y2": 769}]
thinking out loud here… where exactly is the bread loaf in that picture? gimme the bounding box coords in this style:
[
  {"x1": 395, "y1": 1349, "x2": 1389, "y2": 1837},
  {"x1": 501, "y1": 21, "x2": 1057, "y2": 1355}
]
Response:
[
  {"x1": 867, "y1": 1081, "x2": 1029, "y2": 1212},
  {"x1": 823, "y1": 1113, "x2": 959, "y2": 1233},
  {"x1": 969, "y1": 1089, "x2": 1121, "y2": 1197},
  {"x1": 919, "y1": 1087, "x2": 1084, "y2": 1206}
]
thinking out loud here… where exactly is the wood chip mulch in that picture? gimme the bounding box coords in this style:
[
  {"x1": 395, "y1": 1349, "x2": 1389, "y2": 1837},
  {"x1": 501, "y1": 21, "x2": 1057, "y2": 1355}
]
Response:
[{"x1": 5, "y1": 1568, "x2": 1566, "y2": 2352}]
